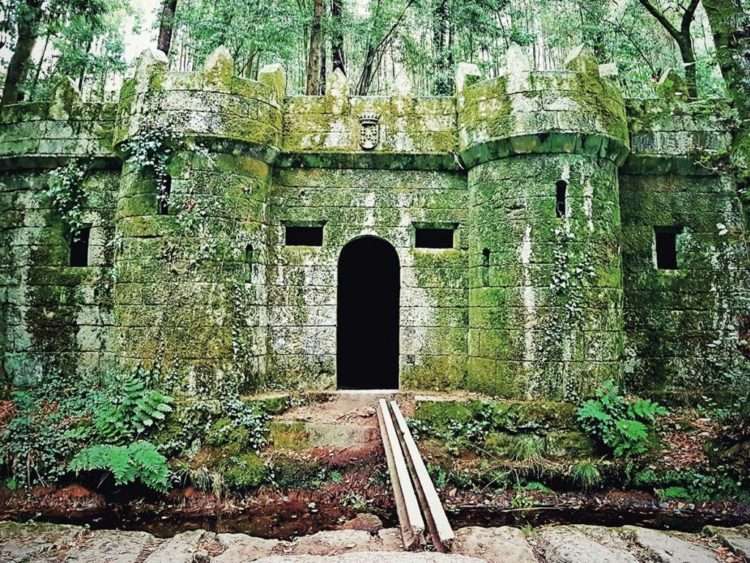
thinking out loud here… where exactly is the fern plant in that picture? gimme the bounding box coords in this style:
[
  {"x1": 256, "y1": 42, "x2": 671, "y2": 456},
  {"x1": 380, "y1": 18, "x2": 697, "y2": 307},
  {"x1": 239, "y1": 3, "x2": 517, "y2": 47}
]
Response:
[
  {"x1": 69, "y1": 440, "x2": 170, "y2": 492},
  {"x1": 95, "y1": 371, "x2": 173, "y2": 443},
  {"x1": 577, "y1": 380, "x2": 667, "y2": 458}
]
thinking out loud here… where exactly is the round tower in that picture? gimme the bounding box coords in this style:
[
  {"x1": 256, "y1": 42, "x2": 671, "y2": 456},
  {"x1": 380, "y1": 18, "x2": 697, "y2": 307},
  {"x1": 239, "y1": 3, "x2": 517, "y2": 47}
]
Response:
[
  {"x1": 112, "y1": 48, "x2": 283, "y2": 393},
  {"x1": 458, "y1": 46, "x2": 630, "y2": 400}
]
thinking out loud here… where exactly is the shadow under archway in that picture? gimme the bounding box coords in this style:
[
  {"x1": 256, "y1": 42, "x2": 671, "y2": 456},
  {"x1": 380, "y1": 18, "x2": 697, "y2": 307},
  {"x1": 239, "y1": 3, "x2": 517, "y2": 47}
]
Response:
[{"x1": 337, "y1": 236, "x2": 400, "y2": 390}]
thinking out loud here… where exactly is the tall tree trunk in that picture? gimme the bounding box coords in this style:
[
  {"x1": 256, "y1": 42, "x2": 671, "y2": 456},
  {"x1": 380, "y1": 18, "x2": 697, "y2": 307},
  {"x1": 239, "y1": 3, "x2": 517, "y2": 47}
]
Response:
[
  {"x1": 703, "y1": 0, "x2": 750, "y2": 119},
  {"x1": 432, "y1": 0, "x2": 451, "y2": 94},
  {"x1": 331, "y1": 0, "x2": 345, "y2": 74},
  {"x1": 77, "y1": 35, "x2": 94, "y2": 92},
  {"x1": 29, "y1": 30, "x2": 50, "y2": 101},
  {"x1": 306, "y1": 0, "x2": 324, "y2": 94},
  {"x1": 157, "y1": 0, "x2": 179, "y2": 56},
  {"x1": 703, "y1": 0, "x2": 750, "y2": 223},
  {"x1": 638, "y1": 0, "x2": 700, "y2": 98},
  {"x1": 1, "y1": 0, "x2": 43, "y2": 106},
  {"x1": 320, "y1": 40, "x2": 327, "y2": 93}
]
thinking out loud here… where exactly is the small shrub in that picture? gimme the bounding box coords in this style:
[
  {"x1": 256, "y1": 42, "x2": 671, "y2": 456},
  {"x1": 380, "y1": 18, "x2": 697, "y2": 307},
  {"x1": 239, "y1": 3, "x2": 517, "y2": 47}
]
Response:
[
  {"x1": 69, "y1": 440, "x2": 170, "y2": 492},
  {"x1": 222, "y1": 453, "x2": 267, "y2": 489},
  {"x1": 510, "y1": 435, "x2": 546, "y2": 463},
  {"x1": 656, "y1": 486, "x2": 691, "y2": 501},
  {"x1": 570, "y1": 461, "x2": 602, "y2": 490},
  {"x1": 577, "y1": 380, "x2": 667, "y2": 458}
]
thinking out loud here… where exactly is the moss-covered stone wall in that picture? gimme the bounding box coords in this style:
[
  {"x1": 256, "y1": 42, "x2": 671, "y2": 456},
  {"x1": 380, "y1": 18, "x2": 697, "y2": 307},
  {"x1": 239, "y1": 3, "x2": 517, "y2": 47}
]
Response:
[
  {"x1": 0, "y1": 46, "x2": 746, "y2": 403},
  {"x1": 0, "y1": 169, "x2": 117, "y2": 384},
  {"x1": 0, "y1": 79, "x2": 117, "y2": 386},
  {"x1": 620, "y1": 98, "x2": 749, "y2": 399},
  {"x1": 268, "y1": 167, "x2": 468, "y2": 390}
]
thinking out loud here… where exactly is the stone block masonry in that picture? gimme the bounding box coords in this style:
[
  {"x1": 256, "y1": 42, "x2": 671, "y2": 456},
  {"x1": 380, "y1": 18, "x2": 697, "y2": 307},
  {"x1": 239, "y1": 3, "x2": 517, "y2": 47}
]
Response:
[{"x1": 0, "y1": 44, "x2": 747, "y2": 401}]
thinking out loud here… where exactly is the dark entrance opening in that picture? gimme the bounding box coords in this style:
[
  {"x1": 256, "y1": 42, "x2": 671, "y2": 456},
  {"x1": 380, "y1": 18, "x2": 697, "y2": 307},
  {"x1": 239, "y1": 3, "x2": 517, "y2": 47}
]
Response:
[{"x1": 337, "y1": 236, "x2": 400, "y2": 390}]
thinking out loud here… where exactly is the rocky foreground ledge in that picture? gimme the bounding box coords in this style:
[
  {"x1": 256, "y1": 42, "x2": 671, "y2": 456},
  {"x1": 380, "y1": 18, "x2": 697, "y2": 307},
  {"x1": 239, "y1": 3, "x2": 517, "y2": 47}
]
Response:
[{"x1": 1, "y1": 520, "x2": 749, "y2": 562}]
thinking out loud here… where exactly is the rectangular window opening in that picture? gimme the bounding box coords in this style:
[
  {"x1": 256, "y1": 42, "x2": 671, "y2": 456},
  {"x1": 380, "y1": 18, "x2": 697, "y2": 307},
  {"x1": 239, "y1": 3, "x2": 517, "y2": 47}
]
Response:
[
  {"x1": 69, "y1": 226, "x2": 91, "y2": 267},
  {"x1": 285, "y1": 225, "x2": 324, "y2": 246},
  {"x1": 654, "y1": 226, "x2": 682, "y2": 270},
  {"x1": 415, "y1": 226, "x2": 455, "y2": 249}
]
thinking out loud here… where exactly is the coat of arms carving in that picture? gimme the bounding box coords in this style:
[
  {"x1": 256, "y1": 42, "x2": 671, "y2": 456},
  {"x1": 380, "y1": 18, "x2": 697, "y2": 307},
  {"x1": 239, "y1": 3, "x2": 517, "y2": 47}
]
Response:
[{"x1": 359, "y1": 112, "x2": 380, "y2": 150}]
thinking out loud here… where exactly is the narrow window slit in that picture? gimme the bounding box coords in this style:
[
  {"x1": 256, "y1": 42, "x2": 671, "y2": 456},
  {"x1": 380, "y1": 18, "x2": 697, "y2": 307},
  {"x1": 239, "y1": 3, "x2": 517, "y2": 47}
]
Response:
[
  {"x1": 157, "y1": 175, "x2": 172, "y2": 215},
  {"x1": 482, "y1": 248, "x2": 491, "y2": 286},
  {"x1": 555, "y1": 180, "x2": 567, "y2": 218},
  {"x1": 69, "y1": 226, "x2": 91, "y2": 267},
  {"x1": 245, "y1": 244, "x2": 253, "y2": 281}
]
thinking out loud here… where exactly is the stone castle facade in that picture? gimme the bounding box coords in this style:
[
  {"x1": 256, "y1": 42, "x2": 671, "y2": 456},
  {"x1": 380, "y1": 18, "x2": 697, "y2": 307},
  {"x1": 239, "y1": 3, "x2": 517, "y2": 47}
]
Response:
[{"x1": 0, "y1": 45, "x2": 747, "y2": 400}]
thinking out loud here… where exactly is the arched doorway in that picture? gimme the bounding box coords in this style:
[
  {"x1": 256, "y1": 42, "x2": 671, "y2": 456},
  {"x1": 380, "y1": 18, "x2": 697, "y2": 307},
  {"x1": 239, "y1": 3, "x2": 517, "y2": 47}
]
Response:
[{"x1": 337, "y1": 236, "x2": 400, "y2": 389}]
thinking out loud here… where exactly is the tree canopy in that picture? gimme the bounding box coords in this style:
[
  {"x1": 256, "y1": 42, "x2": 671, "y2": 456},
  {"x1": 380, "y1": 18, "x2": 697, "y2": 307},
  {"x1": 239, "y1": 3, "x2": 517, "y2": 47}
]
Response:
[{"x1": 0, "y1": 0, "x2": 744, "y2": 102}]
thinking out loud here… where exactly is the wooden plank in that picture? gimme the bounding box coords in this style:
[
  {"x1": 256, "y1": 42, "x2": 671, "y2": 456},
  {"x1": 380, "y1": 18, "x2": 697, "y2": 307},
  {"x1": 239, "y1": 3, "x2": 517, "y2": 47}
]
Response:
[
  {"x1": 376, "y1": 400, "x2": 423, "y2": 550},
  {"x1": 379, "y1": 399, "x2": 425, "y2": 547},
  {"x1": 390, "y1": 400, "x2": 455, "y2": 550}
]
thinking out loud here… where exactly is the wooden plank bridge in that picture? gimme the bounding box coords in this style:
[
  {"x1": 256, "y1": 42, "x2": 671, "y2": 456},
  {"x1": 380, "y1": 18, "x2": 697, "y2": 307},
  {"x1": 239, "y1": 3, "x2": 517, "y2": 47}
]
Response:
[{"x1": 376, "y1": 399, "x2": 455, "y2": 552}]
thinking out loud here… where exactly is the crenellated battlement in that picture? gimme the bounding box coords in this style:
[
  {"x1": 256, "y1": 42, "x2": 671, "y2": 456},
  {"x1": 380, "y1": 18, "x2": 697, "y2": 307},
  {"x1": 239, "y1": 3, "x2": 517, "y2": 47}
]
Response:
[
  {"x1": 0, "y1": 45, "x2": 733, "y2": 175},
  {"x1": 0, "y1": 78, "x2": 116, "y2": 170}
]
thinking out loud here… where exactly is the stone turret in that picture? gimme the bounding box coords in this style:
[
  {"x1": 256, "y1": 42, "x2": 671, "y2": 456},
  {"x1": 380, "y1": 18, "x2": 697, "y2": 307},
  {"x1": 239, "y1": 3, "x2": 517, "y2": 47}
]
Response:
[
  {"x1": 458, "y1": 45, "x2": 629, "y2": 400},
  {"x1": 112, "y1": 47, "x2": 283, "y2": 390}
]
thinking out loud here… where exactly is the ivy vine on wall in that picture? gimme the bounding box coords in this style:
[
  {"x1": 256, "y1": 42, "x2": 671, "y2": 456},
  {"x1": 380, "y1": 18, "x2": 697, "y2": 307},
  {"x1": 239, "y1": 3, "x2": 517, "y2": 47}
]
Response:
[{"x1": 43, "y1": 158, "x2": 92, "y2": 238}]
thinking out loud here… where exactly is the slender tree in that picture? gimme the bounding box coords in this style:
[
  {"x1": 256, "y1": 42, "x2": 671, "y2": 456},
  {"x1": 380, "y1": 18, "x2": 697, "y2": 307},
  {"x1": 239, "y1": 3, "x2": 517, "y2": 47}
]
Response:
[
  {"x1": 433, "y1": 0, "x2": 452, "y2": 94},
  {"x1": 306, "y1": 0, "x2": 325, "y2": 94},
  {"x1": 637, "y1": 0, "x2": 701, "y2": 97},
  {"x1": 2, "y1": 0, "x2": 44, "y2": 105},
  {"x1": 157, "y1": 0, "x2": 179, "y2": 55},
  {"x1": 331, "y1": 0, "x2": 345, "y2": 74},
  {"x1": 703, "y1": 0, "x2": 750, "y2": 117}
]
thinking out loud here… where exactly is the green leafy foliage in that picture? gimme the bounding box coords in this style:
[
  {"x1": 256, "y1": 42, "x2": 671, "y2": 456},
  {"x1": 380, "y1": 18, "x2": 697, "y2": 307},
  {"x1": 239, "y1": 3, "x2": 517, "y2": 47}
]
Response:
[
  {"x1": 633, "y1": 467, "x2": 750, "y2": 503},
  {"x1": 569, "y1": 461, "x2": 603, "y2": 490},
  {"x1": 69, "y1": 441, "x2": 169, "y2": 492},
  {"x1": 94, "y1": 371, "x2": 173, "y2": 443},
  {"x1": 0, "y1": 368, "x2": 174, "y2": 490},
  {"x1": 577, "y1": 380, "x2": 667, "y2": 458},
  {"x1": 43, "y1": 159, "x2": 90, "y2": 238}
]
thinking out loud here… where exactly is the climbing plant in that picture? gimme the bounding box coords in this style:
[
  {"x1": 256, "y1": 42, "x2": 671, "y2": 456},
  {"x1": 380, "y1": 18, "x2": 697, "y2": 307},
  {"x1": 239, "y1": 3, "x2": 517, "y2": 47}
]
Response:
[
  {"x1": 121, "y1": 117, "x2": 179, "y2": 208},
  {"x1": 43, "y1": 158, "x2": 91, "y2": 237}
]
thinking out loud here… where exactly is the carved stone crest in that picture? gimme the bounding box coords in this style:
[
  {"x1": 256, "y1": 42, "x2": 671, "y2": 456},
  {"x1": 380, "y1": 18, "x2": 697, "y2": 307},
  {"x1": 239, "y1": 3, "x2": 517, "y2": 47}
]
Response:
[{"x1": 359, "y1": 112, "x2": 380, "y2": 150}]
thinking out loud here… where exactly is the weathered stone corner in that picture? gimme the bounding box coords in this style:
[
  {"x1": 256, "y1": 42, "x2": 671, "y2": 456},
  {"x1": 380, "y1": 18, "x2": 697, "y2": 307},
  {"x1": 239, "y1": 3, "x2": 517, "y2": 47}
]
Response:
[
  {"x1": 49, "y1": 77, "x2": 81, "y2": 120},
  {"x1": 655, "y1": 68, "x2": 689, "y2": 98},
  {"x1": 323, "y1": 67, "x2": 350, "y2": 114},
  {"x1": 455, "y1": 63, "x2": 481, "y2": 94},
  {"x1": 564, "y1": 45, "x2": 600, "y2": 76},
  {"x1": 505, "y1": 43, "x2": 531, "y2": 75},
  {"x1": 258, "y1": 63, "x2": 287, "y2": 103},
  {"x1": 203, "y1": 45, "x2": 235, "y2": 84}
]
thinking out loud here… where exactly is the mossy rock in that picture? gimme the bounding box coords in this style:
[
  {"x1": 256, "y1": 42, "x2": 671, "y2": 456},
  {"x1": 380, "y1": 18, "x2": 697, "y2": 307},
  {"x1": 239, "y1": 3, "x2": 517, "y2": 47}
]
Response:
[
  {"x1": 269, "y1": 421, "x2": 310, "y2": 451},
  {"x1": 249, "y1": 394, "x2": 292, "y2": 415},
  {"x1": 222, "y1": 452, "x2": 267, "y2": 489},
  {"x1": 269, "y1": 453, "x2": 326, "y2": 489},
  {"x1": 413, "y1": 401, "x2": 477, "y2": 433},
  {"x1": 484, "y1": 432, "x2": 517, "y2": 457},
  {"x1": 206, "y1": 417, "x2": 250, "y2": 455},
  {"x1": 544, "y1": 431, "x2": 597, "y2": 459},
  {"x1": 495, "y1": 401, "x2": 578, "y2": 431}
]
